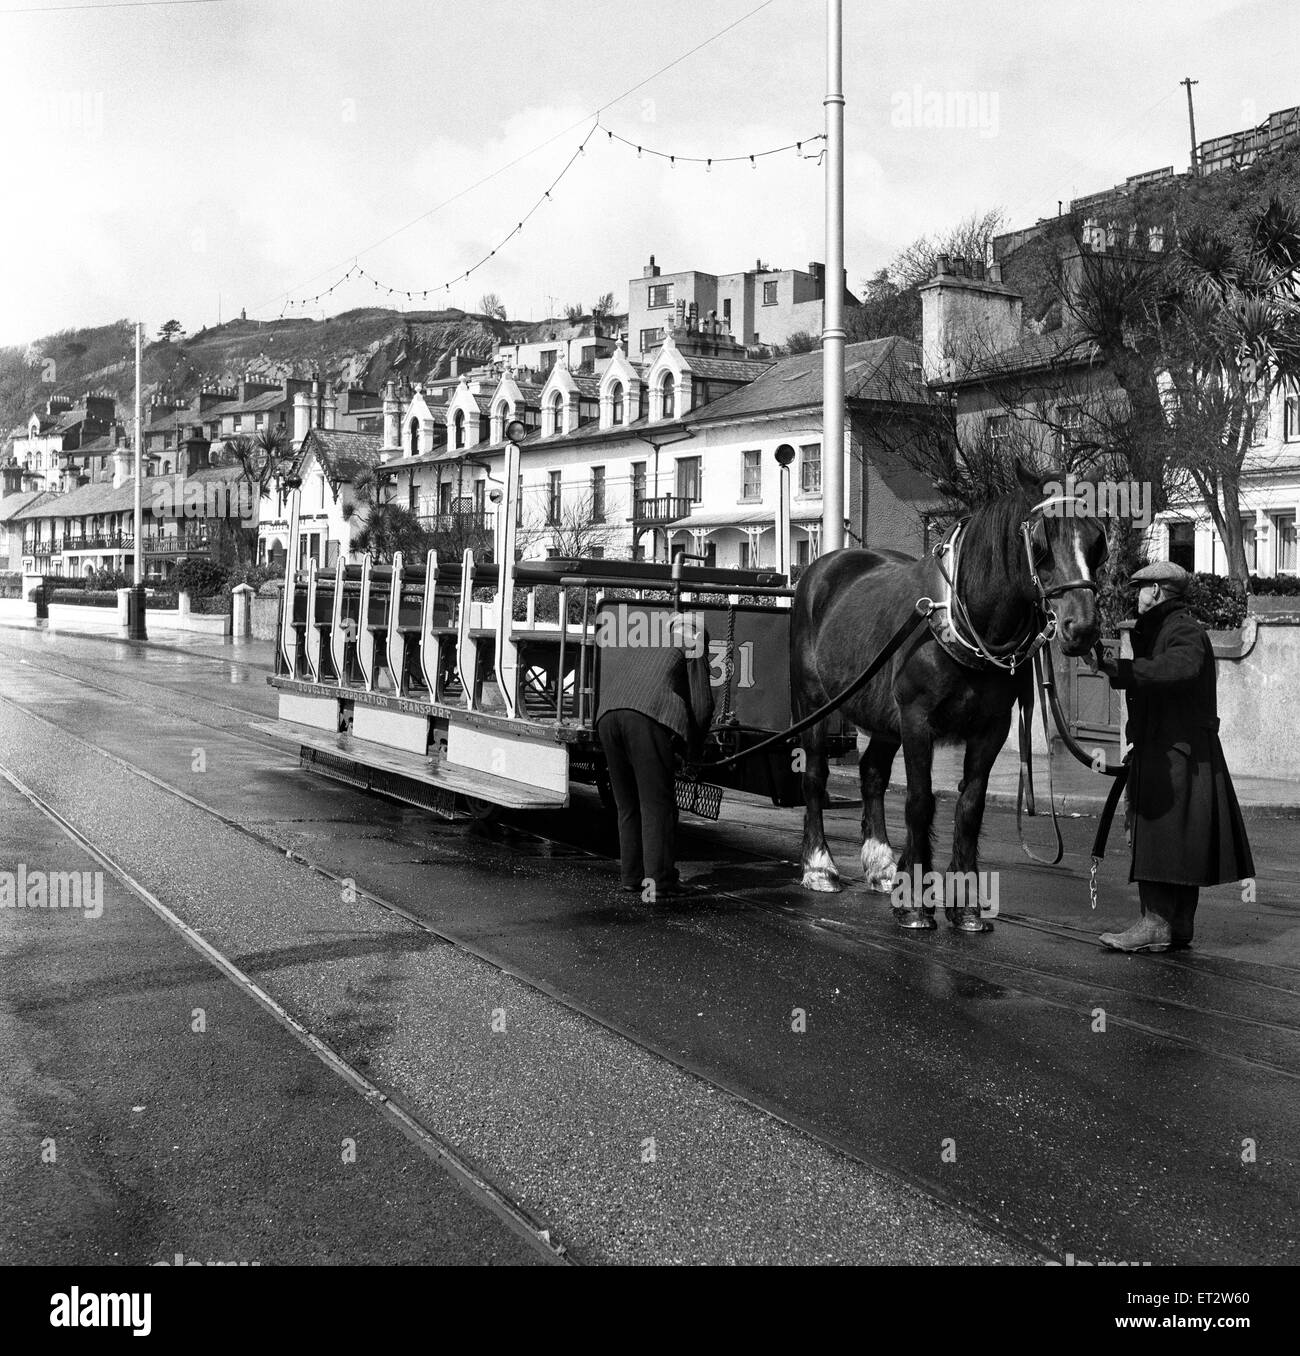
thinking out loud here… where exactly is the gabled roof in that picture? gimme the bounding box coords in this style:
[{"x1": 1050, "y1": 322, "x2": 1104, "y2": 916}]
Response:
[
  {"x1": 299, "y1": 428, "x2": 384, "y2": 490},
  {"x1": 0, "y1": 489, "x2": 58, "y2": 524},
  {"x1": 954, "y1": 328, "x2": 1103, "y2": 382},
  {"x1": 678, "y1": 355, "x2": 773, "y2": 382},
  {"x1": 688, "y1": 337, "x2": 926, "y2": 423},
  {"x1": 11, "y1": 465, "x2": 246, "y2": 521},
  {"x1": 201, "y1": 391, "x2": 291, "y2": 422}
]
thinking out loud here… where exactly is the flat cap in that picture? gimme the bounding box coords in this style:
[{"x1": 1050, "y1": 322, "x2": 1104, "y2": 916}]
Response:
[{"x1": 1129, "y1": 560, "x2": 1190, "y2": 592}]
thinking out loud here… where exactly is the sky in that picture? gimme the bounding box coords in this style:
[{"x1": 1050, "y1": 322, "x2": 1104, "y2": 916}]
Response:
[{"x1": 0, "y1": 0, "x2": 1296, "y2": 346}]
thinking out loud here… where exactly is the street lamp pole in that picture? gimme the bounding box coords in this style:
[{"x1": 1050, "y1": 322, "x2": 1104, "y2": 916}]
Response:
[
  {"x1": 821, "y1": 0, "x2": 846, "y2": 553},
  {"x1": 127, "y1": 319, "x2": 148, "y2": 639}
]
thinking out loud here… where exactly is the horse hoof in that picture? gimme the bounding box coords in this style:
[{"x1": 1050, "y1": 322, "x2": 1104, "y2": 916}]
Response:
[
  {"x1": 801, "y1": 870, "x2": 842, "y2": 893},
  {"x1": 894, "y1": 908, "x2": 937, "y2": 931},
  {"x1": 951, "y1": 912, "x2": 993, "y2": 934},
  {"x1": 867, "y1": 875, "x2": 896, "y2": 895}
]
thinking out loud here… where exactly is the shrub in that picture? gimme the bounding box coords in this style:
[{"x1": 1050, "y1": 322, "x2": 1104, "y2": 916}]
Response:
[
  {"x1": 225, "y1": 562, "x2": 280, "y2": 594},
  {"x1": 171, "y1": 558, "x2": 229, "y2": 598},
  {"x1": 189, "y1": 594, "x2": 230, "y2": 615},
  {"x1": 1249, "y1": 572, "x2": 1300, "y2": 596},
  {"x1": 50, "y1": 589, "x2": 117, "y2": 607},
  {"x1": 1184, "y1": 572, "x2": 1246, "y2": 630},
  {"x1": 85, "y1": 567, "x2": 131, "y2": 591}
]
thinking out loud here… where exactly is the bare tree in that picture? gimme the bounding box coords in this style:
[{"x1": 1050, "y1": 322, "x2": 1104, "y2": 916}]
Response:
[{"x1": 479, "y1": 293, "x2": 507, "y2": 321}]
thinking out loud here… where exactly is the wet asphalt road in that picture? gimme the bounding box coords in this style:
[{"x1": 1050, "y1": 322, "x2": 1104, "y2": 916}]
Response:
[{"x1": 0, "y1": 624, "x2": 1296, "y2": 1265}]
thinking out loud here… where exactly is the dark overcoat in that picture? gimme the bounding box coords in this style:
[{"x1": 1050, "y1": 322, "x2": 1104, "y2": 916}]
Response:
[{"x1": 1113, "y1": 598, "x2": 1254, "y2": 886}]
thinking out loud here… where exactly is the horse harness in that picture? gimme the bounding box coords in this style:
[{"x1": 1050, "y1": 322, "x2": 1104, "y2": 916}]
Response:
[{"x1": 917, "y1": 494, "x2": 1115, "y2": 886}]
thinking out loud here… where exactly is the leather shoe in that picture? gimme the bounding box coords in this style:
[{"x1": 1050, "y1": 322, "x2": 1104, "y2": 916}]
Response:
[{"x1": 1099, "y1": 915, "x2": 1173, "y2": 953}]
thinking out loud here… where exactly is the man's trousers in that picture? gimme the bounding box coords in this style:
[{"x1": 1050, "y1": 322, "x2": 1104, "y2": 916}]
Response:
[{"x1": 597, "y1": 709, "x2": 678, "y2": 893}]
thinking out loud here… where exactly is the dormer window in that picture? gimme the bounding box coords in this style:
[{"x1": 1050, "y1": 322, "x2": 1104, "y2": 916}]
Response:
[
  {"x1": 611, "y1": 383, "x2": 624, "y2": 426},
  {"x1": 661, "y1": 374, "x2": 676, "y2": 420},
  {"x1": 551, "y1": 393, "x2": 565, "y2": 436},
  {"x1": 494, "y1": 402, "x2": 510, "y2": 442},
  {"x1": 409, "y1": 417, "x2": 421, "y2": 457},
  {"x1": 453, "y1": 410, "x2": 466, "y2": 450}
]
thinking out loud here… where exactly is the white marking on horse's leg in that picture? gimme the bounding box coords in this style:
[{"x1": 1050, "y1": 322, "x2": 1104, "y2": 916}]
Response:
[
  {"x1": 801, "y1": 843, "x2": 842, "y2": 893},
  {"x1": 860, "y1": 837, "x2": 897, "y2": 893}
]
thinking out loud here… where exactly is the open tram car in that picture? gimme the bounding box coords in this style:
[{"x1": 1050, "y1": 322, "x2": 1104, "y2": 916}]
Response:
[{"x1": 260, "y1": 444, "x2": 854, "y2": 821}]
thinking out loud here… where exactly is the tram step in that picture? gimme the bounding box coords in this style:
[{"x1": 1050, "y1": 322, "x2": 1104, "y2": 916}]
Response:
[{"x1": 250, "y1": 719, "x2": 570, "y2": 811}]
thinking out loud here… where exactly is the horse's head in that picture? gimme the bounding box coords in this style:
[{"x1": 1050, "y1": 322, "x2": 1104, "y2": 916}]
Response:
[{"x1": 1015, "y1": 461, "x2": 1107, "y2": 657}]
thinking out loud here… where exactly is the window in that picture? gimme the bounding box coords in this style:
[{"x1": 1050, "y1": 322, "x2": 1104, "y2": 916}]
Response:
[
  {"x1": 1057, "y1": 404, "x2": 1083, "y2": 456},
  {"x1": 640, "y1": 327, "x2": 664, "y2": 353},
  {"x1": 409, "y1": 417, "x2": 421, "y2": 457},
  {"x1": 738, "y1": 541, "x2": 752, "y2": 569},
  {"x1": 661, "y1": 374, "x2": 676, "y2": 419},
  {"x1": 742, "y1": 450, "x2": 761, "y2": 500},
  {"x1": 722, "y1": 298, "x2": 732, "y2": 328},
  {"x1": 676, "y1": 456, "x2": 701, "y2": 503},
  {"x1": 648, "y1": 283, "x2": 674, "y2": 309},
  {"x1": 1167, "y1": 521, "x2": 1195, "y2": 572},
  {"x1": 795, "y1": 538, "x2": 810, "y2": 567},
  {"x1": 762, "y1": 280, "x2": 778, "y2": 306},
  {"x1": 632, "y1": 461, "x2": 646, "y2": 508},
  {"x1": 588, "y1": 546, "x2": 604, "y2": 560},
  {"x1": 438, "y1": 481, "x2": 453, "y2": 514},
  {"x1": 539, "y1": 350, "x2": 557, "y2": 374},
  {"x1": 988, "y1": 414, "x2": 1009, "y2": 455},
  {"x1": 800, "y1": 443, "x2": 821, "y2": 494},
  {"x1": 453, "y1": 410, "x2": 465, "y2": 450},
  {"x1": 611, "y1": 383, "x2": 624, "y2": 425},
  {"x1": 1285, "y1": 386, "x2": 1300, "y2": 442},
  {"x1": 551, "y1": 393, "x2": 565, "y2": 435},
  {"x1": 591, "y1": 466, "x2": 606, "y2": 522},
  {"x1": 547, "y1": 470, "x2": 562, "y2": 525},
  {"x1": 1274, "y1": 511, "x2": 1297, "y2": 573}
]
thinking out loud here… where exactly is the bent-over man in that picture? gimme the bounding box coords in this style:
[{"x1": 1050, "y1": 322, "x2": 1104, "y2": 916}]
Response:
[{"x1": 596, "y1": 612, "x2": 714, "y2": 899}]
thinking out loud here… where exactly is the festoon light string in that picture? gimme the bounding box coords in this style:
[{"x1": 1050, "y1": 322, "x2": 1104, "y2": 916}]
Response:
[{"x1": 275, "y1": 120, "x2": 825, "y2": 318}]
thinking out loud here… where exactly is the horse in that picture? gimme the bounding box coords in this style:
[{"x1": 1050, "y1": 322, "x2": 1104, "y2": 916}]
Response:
[{"x1": 790, "y1": 461, "x2": 1107, "y2": 931}]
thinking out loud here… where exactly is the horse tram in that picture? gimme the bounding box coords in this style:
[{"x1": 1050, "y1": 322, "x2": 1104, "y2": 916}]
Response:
[
  {"x1": 262, "y1": 432, "x2": 1111, "y2": 935},
  {"x1": 260, "y1": 438, "x2": 853, "y2": 835}
]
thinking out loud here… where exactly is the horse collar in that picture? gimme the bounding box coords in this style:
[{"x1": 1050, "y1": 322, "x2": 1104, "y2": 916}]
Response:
[{"x1": 923, "y1": 520, "x2": 1053, "y2": 675}]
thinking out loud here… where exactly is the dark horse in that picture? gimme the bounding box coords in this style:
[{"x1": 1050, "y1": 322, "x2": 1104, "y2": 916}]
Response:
[{"x1": 791, "y1": 463, "x2": 1107, "y2": 930}]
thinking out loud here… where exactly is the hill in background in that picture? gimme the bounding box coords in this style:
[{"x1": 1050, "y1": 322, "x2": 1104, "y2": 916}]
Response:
[{"x1": 0, "y1": 306, "x2": 626, "y2": 440}]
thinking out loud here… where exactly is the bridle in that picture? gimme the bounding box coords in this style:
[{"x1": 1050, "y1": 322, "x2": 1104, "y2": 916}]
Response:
[{"x1": 923, "y1": 493, "x2": 1101, "y2": 676}]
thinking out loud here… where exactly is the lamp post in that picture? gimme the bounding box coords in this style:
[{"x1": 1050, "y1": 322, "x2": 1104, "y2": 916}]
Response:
[
  {"x1": 821, "y1": 0, "x2": 846, "y2": 553},
  {"x1": 126, "y1": 320, "x2": 148, "y2": 639}
]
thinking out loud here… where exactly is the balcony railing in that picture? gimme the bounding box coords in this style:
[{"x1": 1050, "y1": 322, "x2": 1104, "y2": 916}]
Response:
[
  {"x1": 417, "y1": 511, "x2": 493, "y2": 535},
  {"x1": 141, "y1": 527, "x2": 212, "y2": 554},
  {"x1": 61, "y1": 533, "x2": 135, "y2": 551},
  {"x1": 633, "y1": 494, "x2": 694, "y2": 524}
]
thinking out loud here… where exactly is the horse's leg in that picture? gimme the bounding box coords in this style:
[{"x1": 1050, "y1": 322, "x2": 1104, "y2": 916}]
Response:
[
  {"x1": 859, "y1": 736, "x2": 899, "y2": 893},
  {"x1": 894, "y1": 708, "x2": 937, "y2": 930},
  {"x1": 799, "y1": 718, "x2": 842, "y2": 893},
  {"x1": 946, "y1": 707, "x2": 1012, "y2": 934}
]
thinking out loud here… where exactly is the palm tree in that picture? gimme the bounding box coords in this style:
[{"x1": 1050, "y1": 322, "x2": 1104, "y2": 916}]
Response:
[{"x1": 341, "y1": 467, "x2": 431, "y2": 563}]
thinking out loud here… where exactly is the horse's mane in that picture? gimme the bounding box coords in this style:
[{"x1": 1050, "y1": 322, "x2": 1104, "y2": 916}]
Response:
[{"x1": 960, "y1": 487, "x2": 1035, "y2": 580}]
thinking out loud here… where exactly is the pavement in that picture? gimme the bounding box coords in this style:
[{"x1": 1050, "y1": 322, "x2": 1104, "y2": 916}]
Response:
[
  {"x1": 3, "y1": 611, "x2": 1297, "y2": 817},
  {"x1": 0, "y1": 625, "x2": 1297, "y2": 1266}
]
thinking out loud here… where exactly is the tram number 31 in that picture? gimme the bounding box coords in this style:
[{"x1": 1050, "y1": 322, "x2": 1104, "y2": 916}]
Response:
[{"x1": 708, "y1": 640, "x2": 755, "y2": 689}]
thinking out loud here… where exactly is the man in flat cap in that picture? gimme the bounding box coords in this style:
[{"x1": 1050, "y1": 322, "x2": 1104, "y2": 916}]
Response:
[{"x1": 1093, "y1": 560, "x2": 1254, "y2": 952}]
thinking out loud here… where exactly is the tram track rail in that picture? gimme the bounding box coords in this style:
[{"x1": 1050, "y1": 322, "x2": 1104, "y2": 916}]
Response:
[{"x1": 6, "y1": 641, "x2": 1300, "y2": 1047}]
